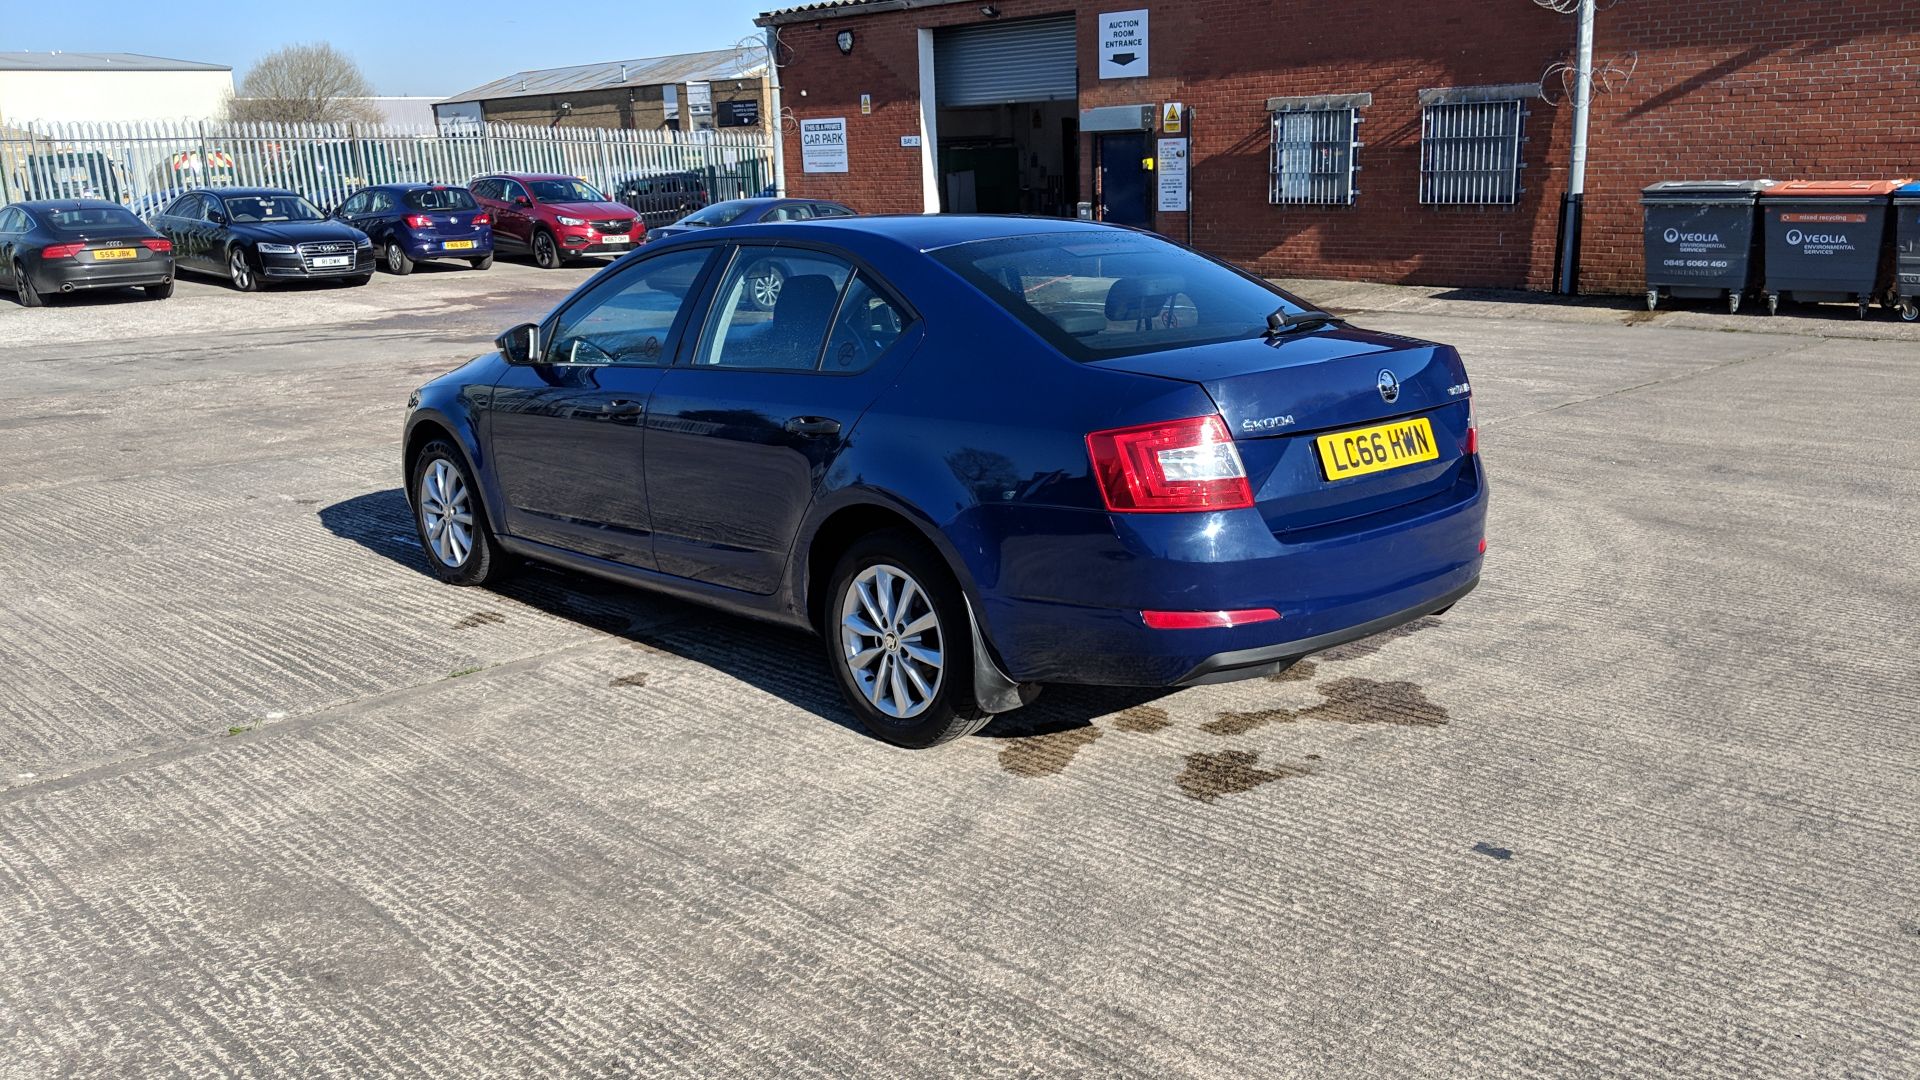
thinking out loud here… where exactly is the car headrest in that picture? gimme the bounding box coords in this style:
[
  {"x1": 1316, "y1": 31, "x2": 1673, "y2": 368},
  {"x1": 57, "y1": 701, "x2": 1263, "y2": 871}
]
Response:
[
  {"x1": 773, "y1": 274, "x2": 841, "y2": 321},
  {"x1": 1105, "y1": 275, "x2": 1186, "y2": 322}
]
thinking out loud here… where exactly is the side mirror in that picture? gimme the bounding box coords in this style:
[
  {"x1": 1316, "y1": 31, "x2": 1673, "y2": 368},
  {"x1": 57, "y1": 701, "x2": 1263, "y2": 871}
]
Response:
[
  {"x1": 497, "y1": 322, "x2": 541, "y2": 365},
  {"x1": 514, "y1": 196, "x2": 532, "y2": 208},
  {"x1": 207, "y1": 210, "x2": 227, "y2": 225}
]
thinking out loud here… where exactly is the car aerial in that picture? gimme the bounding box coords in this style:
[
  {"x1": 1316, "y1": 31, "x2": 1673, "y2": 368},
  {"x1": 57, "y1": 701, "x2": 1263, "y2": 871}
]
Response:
[
  {"x1": 646, "y1": 197, "x2": 856, "y2": 245},
  {"x1": 401, "y1": 216, "x2": 1487, "y2": 748},
  {"x1": 0, "y1": 199, "x2": 176, "y2": 307},
  {"x1": 332, "y1": 183, "x2": 494, "y2": 275},
  {"x1": 149, "y1": 187, "x2": 373, "y2": 292},
  {"x1": 469, "y1": 173, "x2": 642, "y2": 269}
]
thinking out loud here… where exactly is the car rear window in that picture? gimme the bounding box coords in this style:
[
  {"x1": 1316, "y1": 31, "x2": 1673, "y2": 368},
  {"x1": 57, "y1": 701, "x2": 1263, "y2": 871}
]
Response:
[
  {"x1": 931, "y1": 232, "x2": 1311, "y2": 361},
  {"x1": 405, "y1": 188, "x2": 477, "y2": 212},
  {"x1": 45, "y1": 206, "x2": 145, "y2": 232},
  {"x1": 682, "y1": 201, "x2": 753, "y2": 226}
]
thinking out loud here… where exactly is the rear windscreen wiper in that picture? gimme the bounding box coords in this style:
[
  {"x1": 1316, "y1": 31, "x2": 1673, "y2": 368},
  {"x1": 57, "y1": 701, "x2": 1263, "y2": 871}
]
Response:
[{"x1": 1264, "y1": 309, "x2": 1340, "y2": 339}]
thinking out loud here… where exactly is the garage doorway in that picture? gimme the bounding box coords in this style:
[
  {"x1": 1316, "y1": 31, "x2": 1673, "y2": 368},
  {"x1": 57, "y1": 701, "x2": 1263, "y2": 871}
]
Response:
[{"x1": 931, "y1": 15, "x2": 1078, "y2": 216}]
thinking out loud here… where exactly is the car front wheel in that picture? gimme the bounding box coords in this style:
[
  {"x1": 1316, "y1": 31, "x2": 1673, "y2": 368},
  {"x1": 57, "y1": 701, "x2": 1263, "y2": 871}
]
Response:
[
  {"x1": 825, "y1": 531, "x2": 990, "y2": 748},
  {"x1": 411, "y1": 440, "x2": 513, "y2": 586},
  {"x1": 228, "y1": 247, "x2": 260, "y2": 292},
  {"x1": 532, "y1": 230, "x2": 562, "y2": 269}
]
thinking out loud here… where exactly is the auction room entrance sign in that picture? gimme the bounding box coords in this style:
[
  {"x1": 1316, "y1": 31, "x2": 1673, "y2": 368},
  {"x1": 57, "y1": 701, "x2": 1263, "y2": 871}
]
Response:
[
  {"x1": 1098, "y1": 10, "x2": 1150, "y2": 79},
  {"x1": 802, "y1": 118, "x2": 848, "y2": 173}
]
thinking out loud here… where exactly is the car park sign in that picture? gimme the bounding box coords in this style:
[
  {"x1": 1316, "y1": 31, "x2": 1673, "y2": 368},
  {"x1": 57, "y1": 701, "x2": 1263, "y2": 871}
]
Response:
[{"x1": 801, "y1": 118, "x2": 849, "y2": 174}]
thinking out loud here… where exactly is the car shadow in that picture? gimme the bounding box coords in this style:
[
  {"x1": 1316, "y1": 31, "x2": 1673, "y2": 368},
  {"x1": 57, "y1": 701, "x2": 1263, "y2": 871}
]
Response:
[{"x1": 318, "y1": 488, "x2": 1167, "y2": 743}]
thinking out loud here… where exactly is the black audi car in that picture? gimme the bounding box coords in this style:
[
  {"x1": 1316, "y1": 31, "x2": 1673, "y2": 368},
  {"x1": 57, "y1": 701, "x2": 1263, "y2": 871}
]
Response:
[
  {"x1": 0, "y1": 199, "x2": 175, "y2": 306},
  {"x1": 149, "y1": 187, "x2": 373, "y2": 291}
]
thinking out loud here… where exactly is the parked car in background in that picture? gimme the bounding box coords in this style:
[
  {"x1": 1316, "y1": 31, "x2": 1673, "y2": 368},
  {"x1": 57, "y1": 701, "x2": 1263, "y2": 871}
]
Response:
[
  {"x1": 469, "y1": 174, "x2": 642, "y2": 269},
  {"x1": 645, "y1": 197, "x2": 855, "y2": 244},
  {"x1": 149, "y1": 188, "x2": 373, "y2": 292},
  {"x1": 615, "y1": 170, "x2": 710, "y2": 222},
  {"x1": 0, "y1": 199, "x2": 175, "y2": 306},
  {"x1": 400, "y1": 216, "x2": 1487, "y2": 748},
  {"x1": 333, "y1": 183, "x2": 494, "y2": 274}
]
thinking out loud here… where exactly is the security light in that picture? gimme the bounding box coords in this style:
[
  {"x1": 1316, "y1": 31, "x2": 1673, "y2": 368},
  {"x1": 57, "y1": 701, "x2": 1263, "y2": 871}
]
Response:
[{"x1": 836, "y1": 30, "x2": 855, "y2": 54}]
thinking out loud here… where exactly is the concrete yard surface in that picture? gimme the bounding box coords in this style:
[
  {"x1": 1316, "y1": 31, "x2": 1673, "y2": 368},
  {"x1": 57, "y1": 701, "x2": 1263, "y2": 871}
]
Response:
[{"x1": 1, "y1": 264, "x2": 1916, "y2": 1077}]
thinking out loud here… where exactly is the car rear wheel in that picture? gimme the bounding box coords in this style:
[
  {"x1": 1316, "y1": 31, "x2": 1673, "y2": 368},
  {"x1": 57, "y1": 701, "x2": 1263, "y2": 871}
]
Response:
[
  {"x1": 469, "y1": 253, "x2": 494, "y2": 270},
  {"x1": 825, "y1": 531, "x2": 990, "y2": 748},
  {"x1": 144, "y1": 280, "x2": 173, "y2": 300},
  {"x1": 532, "y1": 230, "x2": 562, "y2": 270},
  {"x1": 14, "y1": 262, "x2": 45, "y2": 307},
  {"x1": 384, "y1": 241, "x2": 415, "y2": 275},
  {"x1": 411, "y1": 440, "x2": 512, "y2": 586},
  {"x1": 228, "y1": 247, "x2": 260, "y2": 292}
]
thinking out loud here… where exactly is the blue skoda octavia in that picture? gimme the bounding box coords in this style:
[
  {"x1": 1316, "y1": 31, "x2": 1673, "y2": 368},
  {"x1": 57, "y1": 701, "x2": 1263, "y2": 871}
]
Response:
[
  {"x1": 402, "y1": 216, "x2": 1486, "y2": 747},
  {"x1": 333, "y1": 183, "x2": 493, "y2": 274}
]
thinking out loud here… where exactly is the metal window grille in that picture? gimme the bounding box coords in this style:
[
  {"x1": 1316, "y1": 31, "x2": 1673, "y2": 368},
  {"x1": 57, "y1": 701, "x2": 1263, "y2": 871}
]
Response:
[
  {"x1": 1269, "y1": 108, "x2": 1358, "y2": 206},
  {"x1": 1420, "y1": 99, "x2": 1525, "y2": 205}
]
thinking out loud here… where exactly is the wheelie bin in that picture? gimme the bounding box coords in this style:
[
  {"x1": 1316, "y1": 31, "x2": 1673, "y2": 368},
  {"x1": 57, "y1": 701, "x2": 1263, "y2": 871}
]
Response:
[
  {"x1": 1641, "y1": 180, "x2": 1772, "y2": 313},
  {"x1": 1895, "y1": 181, "x2": 1920, "y2": 322},
  {"x1": 1759, "y1": 180, "x2": 1903, "y2": 318}
]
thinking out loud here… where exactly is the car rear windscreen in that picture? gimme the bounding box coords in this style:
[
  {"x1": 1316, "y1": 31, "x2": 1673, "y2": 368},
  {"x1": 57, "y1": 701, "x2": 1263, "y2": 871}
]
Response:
[
  {"x1": 405, "y1": 188, "x2": 478, "y2": 212},
  {"x1": 682, "y1": 201, "x2": 753, "y2": 226},
  {"x1": 45, "y1": 206, "x2": 146, "y2": 232},
  {"x1": 931, "y1": 232, "x2": 1311, "y2": 361}
]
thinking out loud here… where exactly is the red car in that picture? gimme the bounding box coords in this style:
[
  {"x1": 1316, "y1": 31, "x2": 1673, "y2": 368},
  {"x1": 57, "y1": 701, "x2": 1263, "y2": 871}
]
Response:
[{"x1": 468, "y1": 173, "x2": 643, "y2": 268}]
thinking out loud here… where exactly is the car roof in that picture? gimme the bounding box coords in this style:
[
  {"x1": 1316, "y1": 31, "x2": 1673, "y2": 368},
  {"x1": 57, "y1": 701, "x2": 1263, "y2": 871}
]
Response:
[
  {"x1": 12, "y1": 198, "x2": 126, "y2": 211},
  {"x1": 369, "y1": 182, "x2": 469, "y2": 193},
  {"x1": 196, "y1": 187, "x2": 301, "y2": 199},
  {"x1": 485, "y1": 172, "x2": 586, "y2": 183},
  {"x1": 713, "y1": 213, "x2": 1129, "y2": 251}
]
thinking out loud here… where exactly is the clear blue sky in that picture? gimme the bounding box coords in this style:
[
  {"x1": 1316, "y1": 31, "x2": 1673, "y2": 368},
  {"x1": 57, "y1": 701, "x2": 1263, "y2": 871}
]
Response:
[{"x1": 6, "y1": 0, "x2": 778, "y2": 96}]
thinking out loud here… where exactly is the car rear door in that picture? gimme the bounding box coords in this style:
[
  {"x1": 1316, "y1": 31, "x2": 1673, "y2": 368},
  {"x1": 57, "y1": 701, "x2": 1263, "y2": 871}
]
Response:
[
  {"x1": 483, "y1": 244, "x2": 721, "y2": 568},
  {"x1": 644, "y1": 242, "x2": 923, "y2": 594},
  {"x1": 495, "y1": 179, "x2": 533, "y2": 249}
]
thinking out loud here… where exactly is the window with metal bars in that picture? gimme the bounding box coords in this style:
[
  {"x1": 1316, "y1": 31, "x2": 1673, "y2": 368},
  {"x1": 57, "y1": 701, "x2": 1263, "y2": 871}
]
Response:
[
  {"x1": 1419, "y1": 97, "x2": 1526, "y2": 205},
  {"x1": 1269, "y1": 107, "x2": 1359, "y2": 206}
]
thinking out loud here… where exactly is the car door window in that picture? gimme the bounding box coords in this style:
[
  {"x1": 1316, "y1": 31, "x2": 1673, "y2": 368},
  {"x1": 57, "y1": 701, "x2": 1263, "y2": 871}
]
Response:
[
  {"x1": 369, "y1": 191, "x2": 395, "y2": 214},
  {"x1": 819, "y1": 274, "x2": 911, "y2": 374},
  {"x1": 812, "y1": 203, "x2": 854, "y2": 218},
  {"x1": 338, "y1": 193, "x2": 367, "y2": 217},
  {"x1": 0, "y1": 208, "x2": 22, "y2": 233},
  {"x1": 695, "y1": 247, "x2": 853, "y2": 371},
  {"x1": 545, "y1": 247, "x2": 713, "y2": 366},
  {"x1": 165, "y1": 194, "x2": 202, "y2": 219},
  {"x1": 501, "y1": 180, "x2": 528, "y2": 205},
  {"x1": 765, "y1": 203, "x2": 813, "y2": 222}
]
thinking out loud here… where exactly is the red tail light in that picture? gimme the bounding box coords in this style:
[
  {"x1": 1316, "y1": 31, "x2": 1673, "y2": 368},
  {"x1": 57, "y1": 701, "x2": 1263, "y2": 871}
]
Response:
[
  {"x1": 1086, "y1": 415, "x2": 1254, "y2": 513},
  {"x1": 140, "y1": 238, "x2": 172, "y2": 253},
  {"x1": 40, "y1": 243, "x2": 86, "y2": 259},
  {"x1": 472, "y1": 213, "x2": 490, "y2": 226},
  {"x1": 1141, "y1": 608, "x2": 1281, "y2": 630},
  {"x1": 1465, "y1": 426, "x2": 1479, "y2": 455},
  {"x1": 405, "y1": 214, "x2": 434, "y2": 228}
]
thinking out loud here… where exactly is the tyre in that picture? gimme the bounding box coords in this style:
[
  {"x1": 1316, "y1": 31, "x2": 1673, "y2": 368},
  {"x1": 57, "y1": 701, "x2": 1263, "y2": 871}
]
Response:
[
  {"x1": 410, "y1": 440, "x2": 513, "y2": 586},
  {"x1": 745, "y1": 259, "x2": 786, "y2": 311},
  {"x1": 1727, "y1": 292, "x2": 1741, "y2": 315},
  {"x1": 15, "y1": 263, "x2": 44, "y2": 307},
  {"x1": 1645, "y1": 290, "x2": 1658, "y2": 312},
  {"x1": 384, "y1": 241, "x2": 415, "y2": 275},
  {"x1": 469, "y1": 253, "x2": 494, "y2": 270},
  {"x1": 144, "y1": 279, "x2": 174, "y2": 300},
  {"x1": 1900, "y1": 300, "x2": 1919, "y2": 323},
  {"x1": 1766, "y1": 293, "x2": 1779, "y2": 316},
  {"x1": 824, "y1": 530, "x2": 991, "y2": 748},
  {"x1": 532, "y1": 229, "x2": 562, "y2": 269},
  {"x1": 228, "y1": 246, "x2": 260, "y2": 292}
]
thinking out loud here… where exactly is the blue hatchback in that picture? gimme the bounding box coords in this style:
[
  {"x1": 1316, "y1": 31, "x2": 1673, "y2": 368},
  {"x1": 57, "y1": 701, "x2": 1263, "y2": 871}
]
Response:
[
  {"x1": 333, "y1": 183, "x2": 493, "y2": 274},
  {"x1": 402, "y1": 216, "x2": 1487, "y2": 747}
]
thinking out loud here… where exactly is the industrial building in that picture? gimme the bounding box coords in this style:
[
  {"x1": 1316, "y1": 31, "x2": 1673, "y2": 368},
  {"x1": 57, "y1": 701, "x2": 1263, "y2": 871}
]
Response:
[
  {"x1": 756, "y1": 0, "x2": 1920, "y2": 292},
  {"x1": 0, "y1": 52, "x2": 234, "y2": 126},
  {"x1": 436, "y1": 49, "x2": 771, "y2": 135}
]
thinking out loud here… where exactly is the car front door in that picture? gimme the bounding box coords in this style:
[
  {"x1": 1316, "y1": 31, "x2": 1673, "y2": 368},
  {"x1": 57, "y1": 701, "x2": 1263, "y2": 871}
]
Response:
[
  {"x1": 645, "y1": 243, "x2": 922, "y2": 594},
  {"x1": 334, "y1": 190, "x2": 370, "y2": 234},
  {"x1": 484, "y1": 244, "x2": 720, "y2": 567},
  {"x1": 0, "y1": 208, "x2": 24, "y2": 287}
]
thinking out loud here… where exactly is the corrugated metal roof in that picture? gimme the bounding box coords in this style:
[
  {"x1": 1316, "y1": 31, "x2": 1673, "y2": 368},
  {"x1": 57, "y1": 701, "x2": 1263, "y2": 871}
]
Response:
[
  {"x1": 441, "y1": 48, "x2": 767, "y2": 106},
  {"x1": 757, "y1": 0, "x2": 969, "y2": 26},
  {"x1": 0, "y1": 51, "x2": 230, "y2": 73}
]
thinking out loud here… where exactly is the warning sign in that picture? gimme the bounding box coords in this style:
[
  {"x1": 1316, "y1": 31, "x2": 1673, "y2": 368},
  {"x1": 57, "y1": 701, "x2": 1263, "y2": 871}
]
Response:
[{"x1": 1163, "y1": 102, "x2": 1182, "y2": 133}]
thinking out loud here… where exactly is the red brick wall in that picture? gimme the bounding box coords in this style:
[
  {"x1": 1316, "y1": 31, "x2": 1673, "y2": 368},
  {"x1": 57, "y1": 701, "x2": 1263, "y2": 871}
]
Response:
[{"x1": 767, "y1": 0, "x2": 1919, "y2": 292}]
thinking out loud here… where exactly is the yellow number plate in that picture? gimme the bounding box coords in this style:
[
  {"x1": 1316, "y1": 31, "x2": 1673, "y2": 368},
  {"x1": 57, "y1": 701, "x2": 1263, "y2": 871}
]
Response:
[
  {"x1": 1315, "y1": 417, "x2": 1440, "y2": 480},
  {"x1": 443, "y1": 240, "x2": 475, "y2": 250},
  {"x1": 92, "y1": 248, "x2": 137, "y2": 261}
]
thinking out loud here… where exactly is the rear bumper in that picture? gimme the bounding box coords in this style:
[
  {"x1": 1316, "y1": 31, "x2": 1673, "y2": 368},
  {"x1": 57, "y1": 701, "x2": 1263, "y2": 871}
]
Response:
[
  {"x1": 1174, "y1": 575, "x2": 1478, "y2": 685},
  {"x1": 29, "y1": 256, "x2": 173, "y2": 292},
  {"x1": 402, "y1": 235, "x2": 493, "y2": 259}
]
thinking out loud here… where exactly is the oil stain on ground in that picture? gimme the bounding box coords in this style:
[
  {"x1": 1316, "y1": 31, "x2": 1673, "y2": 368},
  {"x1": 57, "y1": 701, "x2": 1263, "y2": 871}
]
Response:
[
  {"x1": 1314, "y1": 617, "x2": 1441, "y2": 662},
  {"x1": 1205, "y1": 677, "x2": 1449, "y2": 735},
  {"x1": 1266, "y1": 660, "x2": 1317, "y2": 683},
  {"x1": 608, "y1": 673, "x2": 649, "y2": 688},
  {"x1": 453, "y1": 611, "x2": 506, "y2": 630},
  {"x1": 1000, "y1": 726, "x2": 1104, "y2": 778},
  {"x1": 1113, "y1": 705, "x2": 1172, "y2": 733},
  {"x1": 1177, "y1": 750, "x2": 1309, "y2": 802}
]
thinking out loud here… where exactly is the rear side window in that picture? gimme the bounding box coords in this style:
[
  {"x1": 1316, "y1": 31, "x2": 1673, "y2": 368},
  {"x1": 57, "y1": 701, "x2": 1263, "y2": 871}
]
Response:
[
  {"x1": 932, "y1": 232, "x2": 1310, "y2": 361},
  {"x1": 406, "y1": 188, "x2": 477, "y2": 212},
  {"x1": 165, "y1": 194, "x2": 203, "y2": 219},
  {"x1": 820, "y1": 275, "x2": 909, "y2": 373},
  {"x1": 45, "y1": 206, "x2": 145, "y2": 231},
  {"x1": 694, "y1": 246, "x2": 853, "y2": 371}
]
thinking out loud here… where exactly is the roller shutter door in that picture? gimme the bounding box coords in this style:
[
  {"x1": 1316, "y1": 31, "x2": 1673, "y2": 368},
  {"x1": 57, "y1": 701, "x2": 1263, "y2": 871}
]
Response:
[{"x1": 934, "y1": 15, "x2": 1077, "y2": 107}]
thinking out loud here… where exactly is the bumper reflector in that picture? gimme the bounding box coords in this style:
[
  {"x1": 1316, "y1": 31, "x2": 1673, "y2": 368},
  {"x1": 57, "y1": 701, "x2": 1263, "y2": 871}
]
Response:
[{"x1": 1141, "y1": 608, "x2": 1281, "y2": 630}]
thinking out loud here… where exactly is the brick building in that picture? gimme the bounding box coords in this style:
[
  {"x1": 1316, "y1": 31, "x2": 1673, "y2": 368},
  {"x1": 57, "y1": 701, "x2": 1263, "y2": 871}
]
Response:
[
  {"x1": 436, "y1": 49, "x2": 770, "y2": 135},
  {"x1": 756, "y1": 0, "x2": 1920, "y2": 292}
]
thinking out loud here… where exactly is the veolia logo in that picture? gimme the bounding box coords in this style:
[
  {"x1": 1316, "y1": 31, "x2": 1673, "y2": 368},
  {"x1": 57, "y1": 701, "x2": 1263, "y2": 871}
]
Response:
[
  {"x1": 1786, "y1": 229, "x2": 1848, "y2": 246},
  {"x1": 1664, "y1": 228, "x2": 1721, "y2": 244}
]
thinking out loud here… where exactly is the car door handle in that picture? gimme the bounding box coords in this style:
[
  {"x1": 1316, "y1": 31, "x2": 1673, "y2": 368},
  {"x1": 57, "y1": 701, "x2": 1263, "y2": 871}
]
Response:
[
  {"x1": 601, "y1": 399, "x2": 645, "y2": 417},
  {"x1": 784, "y1": 416, "x2": 842, "y2": 437}
]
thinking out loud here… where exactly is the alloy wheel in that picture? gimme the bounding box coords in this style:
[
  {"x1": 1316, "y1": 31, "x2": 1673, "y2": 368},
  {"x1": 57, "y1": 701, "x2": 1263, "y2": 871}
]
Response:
[
  {"x1": 418, "y1": 459, "x2": 475, "y2": 568},
  {"x1": 535, "y1": 233, "x2": 558, "y2": 268},
  {"x1": 230, "y1": 249, "x2": 252, "y2": 290},
  {"x1": 839, "y1": 563, "x2": 944, "y2": 719},
  {"x1": 750, "y1": 264, "x2": 784, "y2": 309},
  {"x1": 387, "y1": 244, "x2": 404, "y2": 272}
]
